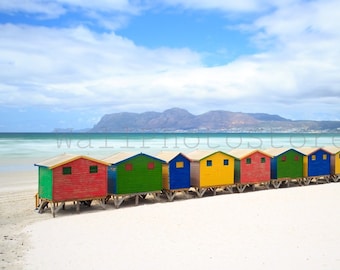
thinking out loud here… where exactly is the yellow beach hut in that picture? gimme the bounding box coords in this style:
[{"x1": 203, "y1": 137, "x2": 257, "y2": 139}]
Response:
[
  {"x1": 185, "y1": 150, "x2": 235, "y2": 197},
  {"x1": 322, "y1": 146, "x2": 340, "y2": 182}
]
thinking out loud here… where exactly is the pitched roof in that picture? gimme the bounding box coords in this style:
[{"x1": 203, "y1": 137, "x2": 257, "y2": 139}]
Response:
[
  {"x1": 34, "y1": 153, "x2": 110, "y2": 169},
  {"x1": 185, "y1": 149, "x2": 230, "y2": 161},
  {"x1": 227, "y1": 148, "x2": 272, "y2": 159},
  {"x1": 103, "y1": 152, "x2": 165, "y2": 165},
  {"x1": 264, "y1": 147, "x2": 305, "y2": 157},
  {"x1": 322, "y1": 146, "x2": 340, "y2": 154},
  {"x1": 156, "y1": 151, "x2": 189, "y2": 163},
  {"x1": 296, "y1": 147, "x2": 331, "y2": 156},
  {"x1": 102, "y1": 152, "x2": 138, "y2": 164}
]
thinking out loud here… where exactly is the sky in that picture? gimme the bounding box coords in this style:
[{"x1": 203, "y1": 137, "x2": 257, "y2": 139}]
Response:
[{"x1": 1, "y1": 0, "x2": 340, "y2": 132}]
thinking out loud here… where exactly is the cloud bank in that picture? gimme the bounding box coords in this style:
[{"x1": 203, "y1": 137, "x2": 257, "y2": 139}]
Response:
[{"x1": 0, "y1": 0, "x2": 339, "y2": 131}]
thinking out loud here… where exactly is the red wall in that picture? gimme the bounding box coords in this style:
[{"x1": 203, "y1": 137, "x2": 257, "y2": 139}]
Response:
[
  {"x1": 52, "y1": 158, "x2": 107, "y2": 201},
  {"x1": 240, "y1": 152, "x2": 271, "y2": 183}
]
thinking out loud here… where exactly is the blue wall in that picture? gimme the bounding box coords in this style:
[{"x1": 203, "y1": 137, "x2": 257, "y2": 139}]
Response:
[
  {"x1": 168, "y1": 154, "x2": 191, "y2": 190},
  {"x1": 308, "y1": 149, "x2": 331, "y2": 176}
]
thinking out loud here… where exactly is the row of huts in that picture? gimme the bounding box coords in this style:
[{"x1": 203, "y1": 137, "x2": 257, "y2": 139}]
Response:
[{"x1": 35, "y1": 146, "x2": 340, "y2": 215}]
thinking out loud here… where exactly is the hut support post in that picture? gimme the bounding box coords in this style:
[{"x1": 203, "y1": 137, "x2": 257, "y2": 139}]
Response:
[
  {"x1": 236, "y1": 184, "x2": 247, "y2": 193},
  {"x1": 194, "y1": 188, "x2": 207, "y2": 198},
  {"x1": 303, "y1": 177, "x2": 311, "y2": 185},
  {"x1": 97, "y1": 199, "x2": 106, "y2": 210},
  {"x1": 113, "y1": 196, "x2": 125, "y2": 208},
  {"x1": 165, "y1": 191, "x2": 176, "y2": 202},
  {"x1": 271, "y1": 180, "x2": 281, "y2": 189},
  {"x1": 332, "y1": 174, "x2": 340, "y2": 182},
  {"x1": 76, "y1": 201, "x2": 80, "y2": 213},
  {"x1": 225, "y1": 186, "x2": 233, "y2": 194},
  {"x1": 37, "y1": 200, "x2": 49, "y2": 214},
  {"x1": 51, "y1": 202, "x2": 65, "y2": 218}
]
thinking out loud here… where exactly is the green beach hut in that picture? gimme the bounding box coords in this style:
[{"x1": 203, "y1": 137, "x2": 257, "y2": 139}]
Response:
[{"x1": 103, "y1": 152, "x2": 165, "y2": 195}]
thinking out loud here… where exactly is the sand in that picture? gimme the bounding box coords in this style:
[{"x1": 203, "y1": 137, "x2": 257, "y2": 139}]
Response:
[{"x1": 1, "y1": 166, "x2": 340, "y2": 270}]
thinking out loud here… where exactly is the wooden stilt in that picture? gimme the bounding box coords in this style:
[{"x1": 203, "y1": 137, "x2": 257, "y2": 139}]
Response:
[
  {"x1": 225, "y1": 186, "x2": 233, "y2": 193},
  {"x1": 212, "y1": 188, "x2": 217, "y2": 196},
  {"x1": 135, "y1": 195, "x2": 139, "y2": 205},
  {"x1": 113, "y1": 196, "x2": 125, "y2": 208},
  {"x1": 38, "y1": 200, "x2": 49, "y2": 214},
  {"x1": 76, "y1": 201, "x2": 80, "y2": 213},
  {"x1": 236, "y1": 184, "x2": 247, "y2": 193},
  {"x1": 332, "y1": 174, "x2": 340, "y2": 182},
  {"x1": 271, "y1": 180, "x2": 281, "y2": 189},
  {"x1": 302, "y1": 177, "x2": 311, "y2": 185},
  {"x1": 165, "y1": 191, "x2": 176, "y2": 202},
  {"x1": 97, "y1": 199, "x2": 106, "y2": 210},
  {"x1": 194, "y1": 188, "x2": 207, "y2": 198}
]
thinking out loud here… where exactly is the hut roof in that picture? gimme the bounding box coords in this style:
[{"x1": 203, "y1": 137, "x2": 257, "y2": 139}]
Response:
[
  {"x1": 227, "y1": 148, "x2": 272, "y2": 159},
  {"x1": 34, "y1": 153, "x2": 110, "y2": 169},
  {"x1": 103, "y1": 152, "x2": 165, "y2": 165},
  {"x1": 186, "y1": 149, "x2": 230, "y2": 161},
  {"x1": 322, "y1": 146, "x2": 340, "y2": 154},
  {"x1": 296, "y1": 147, "x2": 331, "y2": 156},
  {"x1": 264, "y1": 147, "x2": 304, "y2": 157},
  {"x1": 156, "y1": 151, "x2": 189, "y2": 163}
]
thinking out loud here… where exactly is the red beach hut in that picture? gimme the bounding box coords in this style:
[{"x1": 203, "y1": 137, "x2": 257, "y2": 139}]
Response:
[
  {"x1": 35, "y1": 153, "x2": 110, "y2": 216},
  {"x1": 227, "y1": 149, "x2": 272, "y2": 192}
]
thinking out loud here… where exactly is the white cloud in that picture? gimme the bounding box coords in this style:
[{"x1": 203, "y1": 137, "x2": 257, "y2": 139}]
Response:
[
  {"x1": 0, "y1": 0, "x2": 66, "y2": 18},
  {"x1": 1, "y1": 0, "x2": 340, "y2": 122}
]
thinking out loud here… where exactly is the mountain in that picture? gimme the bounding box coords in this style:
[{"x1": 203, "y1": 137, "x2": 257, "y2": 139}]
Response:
[{"x1": 91, "y1": 108, "x2": 340, "y2": 133}]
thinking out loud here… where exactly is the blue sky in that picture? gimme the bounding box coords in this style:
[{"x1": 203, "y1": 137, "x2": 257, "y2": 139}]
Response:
[{"x1": 0, "y1": 0, "x2": 339, "y2": 131}]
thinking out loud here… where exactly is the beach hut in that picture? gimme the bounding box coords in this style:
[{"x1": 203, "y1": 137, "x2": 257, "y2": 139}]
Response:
[
  {"x1": 185, "y1": 150, "x2": 235, "y2": 197},
  {"x1": 264, "y1": 148, "x2": 305, "y2": 188},
  {"x1": 321, "y1": 146, "x2": 340, "y2": 182},
  {"x1": 156, "y1": 151, "x2": 191, "y2": 201},
  {"x1": 34, "y1": 153, "x2": 110, "y2": 217},
  {"x1": 297, "y1": 147, "x2": 332, "y2": 184},
  {"x1": 227, "y1": 149, "x2": 272, "y2": 192},
  {"x1": 103, "y1": 152, "x2": 165, "y2": 207}
]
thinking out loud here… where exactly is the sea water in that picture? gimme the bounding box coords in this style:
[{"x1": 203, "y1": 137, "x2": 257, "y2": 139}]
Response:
[
  {"x1": 1, "y1": 132, "x2": 340, "y2": 159},
  {"x1": 1, "y1": 132, "x2": 340, "y2": 187}
]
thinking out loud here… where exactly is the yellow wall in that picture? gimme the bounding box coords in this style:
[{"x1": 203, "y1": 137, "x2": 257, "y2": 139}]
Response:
[
  {"x1": 199, "y1": 152, "x2": 234, "y2": 187},
  {"x1": 162, "y1": 164, "x2": 169, "y2": 189},
  {"x1": 335, "y1": 152, "x2": 340, "y2": 175},
  {"x1": 303, "y1": 156, "x2": 308, "y2": 177}
]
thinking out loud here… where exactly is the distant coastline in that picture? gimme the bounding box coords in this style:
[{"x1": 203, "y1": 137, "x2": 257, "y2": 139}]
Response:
[{"x1": 89, "y1": 108, "x2": 340, "y2": 133}]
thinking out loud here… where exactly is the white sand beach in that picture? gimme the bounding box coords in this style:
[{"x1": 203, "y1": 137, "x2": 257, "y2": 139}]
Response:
[{"x1": 1, "y1": 164, "x2": 340, "y2": 270}]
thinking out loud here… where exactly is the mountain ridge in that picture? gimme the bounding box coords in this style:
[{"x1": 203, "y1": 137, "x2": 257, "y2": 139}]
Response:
[{"x1": 91, "y1": 107, "x2": 340, "y2": 133}]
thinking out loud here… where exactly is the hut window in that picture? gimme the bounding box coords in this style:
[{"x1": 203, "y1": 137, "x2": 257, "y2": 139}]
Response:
[
  {"x1": 62, "y1": 167, "x2": 72, "y2": 175},
  {"x1": 261, "y1": 157, "x2": 266, "y2": 163},
  {"x1": 147, "y1": 162, "x2": 155, "y2": 170},
  {"x1": 125, "y1": 163, "x2": 133, "y2": 171},
  {"x1": 311, "y1": 155, "x2": 316, "y2": 161},
  {"x1": 246, "y1": 158, "x2": 251, "y2": 164},
  {"x1": 176, "y1": 161, "x2": 184, "y2": 168},
  {"x1": 206, "y1": 160, "x2": 212, "y2": 167},
  {"x1": 89, "y1": 165, "x2": 98, "y2": 173},
  {"x1": 281, "y1": 156, "x2": 287, "y2": 162},
  {"x1": 294, "y1": 155, "x2": 299, "y2": 161},
  {"x1": 223, "y1": 159, "x2": 229, "y2": 166}
]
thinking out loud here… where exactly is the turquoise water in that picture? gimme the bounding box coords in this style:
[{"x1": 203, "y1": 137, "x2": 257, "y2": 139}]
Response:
[
  {"x1": 1, "y1": 132, "x2": 340, "y2": 159},
  {"x1": 0, "y1": 132, "x2": 339, "y2": 175}
]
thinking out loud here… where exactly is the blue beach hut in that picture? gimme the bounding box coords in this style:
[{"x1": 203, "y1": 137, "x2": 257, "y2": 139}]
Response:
[
  {"x1": 156, "y1": 151, "x2": 191, "y2": 190},
  {"x1": 298, "y1": 147, "x2": 332, "y2": 184}
]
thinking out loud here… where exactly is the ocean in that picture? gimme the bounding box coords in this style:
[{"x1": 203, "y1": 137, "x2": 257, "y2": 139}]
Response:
[
  {"x1": 1, "y1": 132, "x2": 340, "y2": 188},
  {"x1": 1, "y1": 132, "x2": 340, "y2": 159}
]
